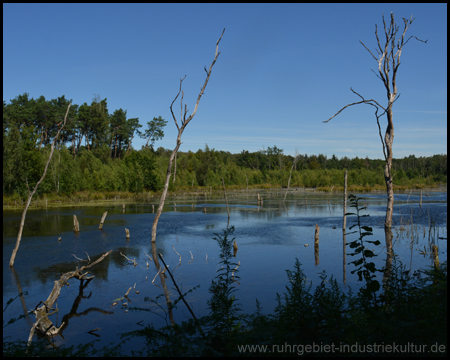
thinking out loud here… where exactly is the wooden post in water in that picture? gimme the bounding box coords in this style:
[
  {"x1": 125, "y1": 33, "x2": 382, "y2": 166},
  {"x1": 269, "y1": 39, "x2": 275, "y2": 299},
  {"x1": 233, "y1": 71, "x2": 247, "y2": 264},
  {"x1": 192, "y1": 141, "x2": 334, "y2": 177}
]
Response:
[
  {"x1": 257, "y1": 193, "x2": 263, "y2": 206},
  {"x1": 314, "y1": 224, "x2": 320, "y2": 266},
  {"x1": 222, "y1": 178, "x2": 230, "y2": 228},
  {"x1": 420, "y1": 190, "x2": 423, "y2": 208},
  {"x1": 122, "y1": 204, "x2": 125, "y2": 213},
  {"x1": 174, "y1": 202, "x2": 177, "y2": 212},
  {"x1": 99, "y1": 211, "x2": 108, "y2": 230},
  {"x1": 432, "y1": 245, "x2": 440, "y2": 269},
  {"x1": 73, "y1": 215, "x2": 80, "y2": 233},
  {"x1": 152, "y1": 204, "x2": 155, "y2": 213},
  {"x1": 343, "y1": 170, "x2": 348, "y2": 230},
  {"x1": 125, "y1": 228, "x2": 130, "y2": 240}
]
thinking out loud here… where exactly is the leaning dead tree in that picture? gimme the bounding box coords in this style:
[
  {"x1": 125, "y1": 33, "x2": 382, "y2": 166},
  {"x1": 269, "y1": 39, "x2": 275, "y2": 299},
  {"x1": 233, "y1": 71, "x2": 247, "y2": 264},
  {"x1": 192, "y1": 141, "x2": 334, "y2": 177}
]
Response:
[
  {"x1": 323, "y1": 13, "x2": 426, "y2": 230},
  {"x1": 9, "y1": 103, "x2": 72, "y2": 267},
  {"x1": 151, "y1": 28, "x2": 225, "y2": 242}
]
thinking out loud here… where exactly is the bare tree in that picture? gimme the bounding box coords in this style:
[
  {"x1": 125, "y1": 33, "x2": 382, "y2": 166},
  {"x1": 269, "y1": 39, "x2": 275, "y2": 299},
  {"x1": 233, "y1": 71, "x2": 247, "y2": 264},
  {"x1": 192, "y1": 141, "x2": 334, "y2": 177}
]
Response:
[
  {"x1": 151, "y1": 29, "x2": 225, "y2": 242},
  {"x1": 9, "y1": 103, "x2": 72, "y2": 267},
  {"x1": 284, "y1": 152, "x2": 299, "y2": 202},
  {"x1": 323, "y1": 13, "x2": 426, "y2": 230}
]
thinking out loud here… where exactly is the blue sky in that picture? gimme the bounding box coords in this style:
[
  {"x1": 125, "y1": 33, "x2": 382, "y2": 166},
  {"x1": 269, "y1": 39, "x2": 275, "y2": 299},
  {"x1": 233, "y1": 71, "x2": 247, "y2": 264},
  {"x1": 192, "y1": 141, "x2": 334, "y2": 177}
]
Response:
[{"x1": 3, "y1": 3, "x2": 447, "y2": 159}]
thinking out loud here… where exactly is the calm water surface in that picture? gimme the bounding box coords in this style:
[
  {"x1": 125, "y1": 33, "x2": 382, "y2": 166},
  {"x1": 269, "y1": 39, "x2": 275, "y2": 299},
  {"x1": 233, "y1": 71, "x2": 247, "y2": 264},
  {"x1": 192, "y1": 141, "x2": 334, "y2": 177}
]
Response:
[{"x1": 3, "y1": 190, "x2": 447, "y2": 352}]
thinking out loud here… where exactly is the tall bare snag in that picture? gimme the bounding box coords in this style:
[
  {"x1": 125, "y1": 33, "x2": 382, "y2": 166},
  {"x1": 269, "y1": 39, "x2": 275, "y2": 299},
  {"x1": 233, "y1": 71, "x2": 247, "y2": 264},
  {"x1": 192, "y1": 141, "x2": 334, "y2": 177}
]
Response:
[
  {"x1": 151, "y1": 29, "x2": 225, "y2": 242},
  {"x1": 323, "y1": 13, "x2": 426, "y2": 230},
  {"x1": 9, "y1": 103, "x2": 71, "y2": 267}
]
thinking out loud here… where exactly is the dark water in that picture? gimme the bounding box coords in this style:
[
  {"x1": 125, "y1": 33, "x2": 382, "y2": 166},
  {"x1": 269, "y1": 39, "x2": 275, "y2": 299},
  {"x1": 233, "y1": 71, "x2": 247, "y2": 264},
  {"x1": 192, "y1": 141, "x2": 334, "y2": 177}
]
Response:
[{"x1": 3, "y1": 190, "x2": 447, "y2": 352}]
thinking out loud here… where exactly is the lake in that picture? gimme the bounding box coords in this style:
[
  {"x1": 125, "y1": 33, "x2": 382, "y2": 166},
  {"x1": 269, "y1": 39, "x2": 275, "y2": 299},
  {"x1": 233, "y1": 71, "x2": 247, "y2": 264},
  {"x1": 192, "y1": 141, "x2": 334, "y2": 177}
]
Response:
[{"x1": 3, "y1": 189, "x2": 447, "y2": 353}]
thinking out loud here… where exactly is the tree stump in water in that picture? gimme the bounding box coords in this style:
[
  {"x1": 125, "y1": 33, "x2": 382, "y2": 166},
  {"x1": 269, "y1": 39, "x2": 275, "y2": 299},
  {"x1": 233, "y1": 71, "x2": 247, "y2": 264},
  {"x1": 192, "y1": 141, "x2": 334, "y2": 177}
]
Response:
[
  {"x1": 73, "y1": 215, "x2": 80, "y2": 233},
  {"x1": 99, "y1": 211, "x2": 108, "y2": 230}
]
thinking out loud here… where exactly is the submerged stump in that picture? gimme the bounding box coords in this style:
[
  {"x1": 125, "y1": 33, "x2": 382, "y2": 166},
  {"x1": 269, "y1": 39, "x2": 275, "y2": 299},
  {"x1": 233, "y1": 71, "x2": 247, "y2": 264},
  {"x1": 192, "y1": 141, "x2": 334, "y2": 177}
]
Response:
[
  {"x1": 73, "y1": 215, "x2": 80, "y2": 233},
  {"x1": 99, "y1": 211, "x2": 108, "y2": 230}
]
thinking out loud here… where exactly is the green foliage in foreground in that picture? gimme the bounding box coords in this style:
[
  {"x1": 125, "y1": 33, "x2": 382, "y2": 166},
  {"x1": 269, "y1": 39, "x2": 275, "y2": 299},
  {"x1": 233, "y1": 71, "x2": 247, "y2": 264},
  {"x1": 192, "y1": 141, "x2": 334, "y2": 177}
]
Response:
[{"x1": 3, "y1": 230, "x2": 447, "y2": 356}]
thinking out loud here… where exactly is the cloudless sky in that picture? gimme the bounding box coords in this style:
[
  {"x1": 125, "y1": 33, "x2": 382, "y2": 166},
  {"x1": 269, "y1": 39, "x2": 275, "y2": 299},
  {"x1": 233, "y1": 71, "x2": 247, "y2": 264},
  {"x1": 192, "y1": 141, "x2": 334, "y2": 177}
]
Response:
[{"x1": 3, "y1": 3, "x2": 447, "y2": 159}]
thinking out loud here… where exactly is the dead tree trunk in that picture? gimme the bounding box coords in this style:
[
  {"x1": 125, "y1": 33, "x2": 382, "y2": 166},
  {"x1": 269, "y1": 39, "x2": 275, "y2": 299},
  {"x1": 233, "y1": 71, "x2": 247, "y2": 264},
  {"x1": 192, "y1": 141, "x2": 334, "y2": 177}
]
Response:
[
  {"x1": 99, "y1": 211, "x2": 108, "y2": 230},
  {"x1": 73, "y1": 215, "x2": 80, "y2": 233},
  {"x1": 151, "y1": 29, "x2": 225, "y2": 242},
  {"x1": 323, "y1": 13, "x2": 426, "y2": 230},
  {"x1": 284, "y1": 155, "x2": 298, "y2": 202},
  {"x1": 9, "y1": 103, "x2": 71, "y2": 267},
  {"x1": 314, "y1": 224, "x2": 320, "y2": 266},
  {"x1": 343, "y1": 170, "x2": 348, "y2": 230},
  {"x1": 222, "y1": 178, "x2": 230, "y2": 228}
]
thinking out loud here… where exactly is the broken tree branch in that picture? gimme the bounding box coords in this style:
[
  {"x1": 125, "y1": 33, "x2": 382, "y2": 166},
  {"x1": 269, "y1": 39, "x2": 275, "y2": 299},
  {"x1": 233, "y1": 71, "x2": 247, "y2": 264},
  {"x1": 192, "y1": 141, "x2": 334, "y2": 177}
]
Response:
[
  {"x1": 172, "y1": 245, "x2": 181, "y2": 263},
  {"x1": 120, "y1": 251, "x2": 137, "y2": 266}
]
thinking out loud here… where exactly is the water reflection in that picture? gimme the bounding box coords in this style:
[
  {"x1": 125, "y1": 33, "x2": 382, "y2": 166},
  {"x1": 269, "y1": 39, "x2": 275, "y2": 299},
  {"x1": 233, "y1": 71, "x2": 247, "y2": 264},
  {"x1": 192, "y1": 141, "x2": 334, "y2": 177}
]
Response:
[
  {"x1": 59, "y1": 278, "x2": 114, "y2": 339},
  {"x1": 3, "y1": 190, "x2": 447, "y2": 351}
]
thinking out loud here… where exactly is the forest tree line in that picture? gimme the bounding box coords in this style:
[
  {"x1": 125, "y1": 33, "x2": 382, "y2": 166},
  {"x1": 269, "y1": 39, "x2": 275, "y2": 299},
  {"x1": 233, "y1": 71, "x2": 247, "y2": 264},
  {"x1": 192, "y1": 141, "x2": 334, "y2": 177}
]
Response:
[{"x1": 3, "y1": 93, "x2": 447, "y2": 198}]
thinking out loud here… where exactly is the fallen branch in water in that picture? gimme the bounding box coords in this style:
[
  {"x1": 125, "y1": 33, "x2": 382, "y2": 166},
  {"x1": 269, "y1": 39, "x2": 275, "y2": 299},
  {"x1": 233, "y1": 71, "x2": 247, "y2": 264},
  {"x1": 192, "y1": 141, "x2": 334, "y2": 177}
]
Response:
[
  {"x1": 120, "y1": 252, "x2": 137, "y2": 266},
  {"x1": 29, "y1": 250, "x2": 112, "y2": 343},
  {"x1": 232, "y1": 261, "x2": 240, "y2": 280},
  {"x1": 152, "y1": 269, "x2": 161, "y2": 284},
  {"x1": 172, "y1": 245, "x2": 181, "y2": 263}
]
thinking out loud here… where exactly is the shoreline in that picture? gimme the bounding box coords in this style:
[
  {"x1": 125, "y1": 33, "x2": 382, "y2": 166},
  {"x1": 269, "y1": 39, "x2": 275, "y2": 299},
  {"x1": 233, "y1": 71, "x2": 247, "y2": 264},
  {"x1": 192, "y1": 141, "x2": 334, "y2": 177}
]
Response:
[{"x1": 3, "y1": 184, "x2": 446, "y2": 210}]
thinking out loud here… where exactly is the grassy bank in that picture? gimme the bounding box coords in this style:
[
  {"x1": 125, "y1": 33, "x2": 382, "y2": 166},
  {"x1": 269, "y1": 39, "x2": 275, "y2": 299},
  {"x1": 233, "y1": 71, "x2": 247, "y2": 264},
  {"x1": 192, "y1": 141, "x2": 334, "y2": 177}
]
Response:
[{"x1": 3, "y1": 182, "x2": 446, "y2": 209}]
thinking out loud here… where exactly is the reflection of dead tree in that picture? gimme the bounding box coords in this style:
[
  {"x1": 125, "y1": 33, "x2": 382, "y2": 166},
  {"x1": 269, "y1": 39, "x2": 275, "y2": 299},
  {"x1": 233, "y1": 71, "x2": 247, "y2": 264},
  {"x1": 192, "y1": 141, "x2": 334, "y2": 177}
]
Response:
[
  {"x1": 9, "y1": 267, "x2": 34, "y2": 328},
  {"x1": 10, "y1": 103, "x2": 72, "y2": 267},
  {"x1": 151, "y1": 29, "x2": 225, "y2": 243},
  {"x1": 58, "y1": 278, "x2": 113, "y2": 337},
  {"x1": 323, "y1": 13, "x2": 426, "y2": 231},
  {"x1": 158, "y1": 253, "x2": 205, "y2": 338},
  {"x1": 28, "y1": 250, "x2": 112, "y2": 344},
  {"x1": 151, "y1": 242, "x2": 174, "y2": 326}
]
